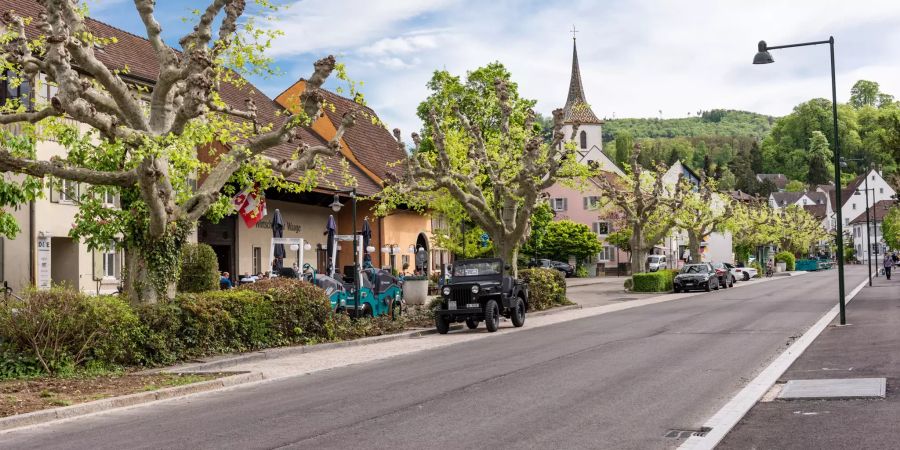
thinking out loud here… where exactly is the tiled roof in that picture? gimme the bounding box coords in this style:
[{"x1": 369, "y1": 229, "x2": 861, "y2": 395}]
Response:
[
  {"x1": 803, "y1": 204, "x2": 827, "y2": 221},
  {"x1": 563, "y1": 39, "x2": 602, "y2": 125},
  {"x1": 805, "y1": 191, "x2": 828, "y2": 206},
  {"x1": 756, "y1": 173, "x2": 788, "y2": 189},
  {"x1": 771, "y1": 191, "x2": 803, "y2": 206},
  {"x1": 849, "y1": 200, "x2": 895, "y2": 224},
  {"x1": 730, "y1": 190, "x2": 756, "y2": 202},
  {"x1": 3, "y1": 0, "x2": 380, "y2": 194}
]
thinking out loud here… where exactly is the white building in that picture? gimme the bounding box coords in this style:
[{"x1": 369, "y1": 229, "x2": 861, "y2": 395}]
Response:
[{"x1": 848, "y1": 200, "x2": 894, "y2": 263}]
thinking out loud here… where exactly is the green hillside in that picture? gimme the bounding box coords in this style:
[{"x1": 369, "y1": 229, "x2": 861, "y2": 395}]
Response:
[{"x1": 601, "y1": 109, "x2": 774, "y2": 142}]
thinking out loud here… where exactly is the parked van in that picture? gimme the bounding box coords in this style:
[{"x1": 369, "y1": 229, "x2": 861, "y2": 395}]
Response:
[{"x1": 647, "y1": 255, "x2": 667, "y2": 272}]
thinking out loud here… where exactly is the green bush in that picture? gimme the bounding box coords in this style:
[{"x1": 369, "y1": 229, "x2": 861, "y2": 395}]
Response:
[
  {"x1": 574, "y1": 264, "x2": 589, "y2": 278},
  {"x1": 238, "y1": 278, "x2": 338, "y2": 345},
  {"x1": 177, "y1": 243, "x2": 220, "y2": 293},
  {"x1": 751, "y1": 262, "x2": 763, "y2": 277},
  {"x1": 632, "y1": 271, "x2": 671, "y2": 292},
  {"x1": 518, "y1": 268, "x2": 568, "y2": 310},
  {"x1": 0, "y1": 289, "x2": 141, "y2": 375},
  {"x1": 660, "y1": 269, "x2": 679, "y2": 291},
  {"x1": 775, "y1": 251, "x2": 796, "y2": 271},
  {"x1": 624, "y1": 278, "x2": 633, "y2": 290}
]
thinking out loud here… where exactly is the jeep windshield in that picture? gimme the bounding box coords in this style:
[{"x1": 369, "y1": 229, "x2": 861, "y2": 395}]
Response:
[
  {"x1": 681, "y1": 264, "x2": 709, "y2": 274},
  {"x1": 453, "y1": 261, "x2": 502, "y2": 277}
]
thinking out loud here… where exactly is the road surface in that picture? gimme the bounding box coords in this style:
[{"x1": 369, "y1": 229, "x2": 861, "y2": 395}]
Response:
[{"x1": 0, "y1": 267, "x2": 866, "y2": 450}]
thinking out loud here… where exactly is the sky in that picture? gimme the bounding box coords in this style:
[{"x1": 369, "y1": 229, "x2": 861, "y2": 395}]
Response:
[{"x1": 86, "y1": 0, "x2": 900, "y2": 137}]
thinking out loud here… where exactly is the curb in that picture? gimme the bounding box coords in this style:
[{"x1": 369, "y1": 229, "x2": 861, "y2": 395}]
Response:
[
  {"x1": 162, "y1": 304, "x2": 583, "y2": 373},
  {"x1": 0, "y1": 371, "x2": 263, "y2": 433}
]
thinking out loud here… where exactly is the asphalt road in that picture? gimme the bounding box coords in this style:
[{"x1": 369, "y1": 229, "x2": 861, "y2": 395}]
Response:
[{"x1": 1, "y1": 267, "x2": 866, "y2": 450}]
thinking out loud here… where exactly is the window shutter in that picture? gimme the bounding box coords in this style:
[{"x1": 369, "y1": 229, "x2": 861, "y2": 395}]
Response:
[
  {"x1": 115, "y1": 250, "x2": 123, "y2": 280},
  {"x1": 92, "y1": 249, "x2": 103, "y2": 281},
  {"x1": 583, "y1": 197, "x2": 588, "y2": 210},
  {"x1": 49, "y1": 178, "x2": 59, "y2": 203},
  {"x1": 562, "y1": 198, "x2": 568, "y2": 211}
]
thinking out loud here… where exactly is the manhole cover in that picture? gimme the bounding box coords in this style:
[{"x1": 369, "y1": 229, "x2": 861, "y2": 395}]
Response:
[
  {"x1": 778, "y1": 378, "x2": 886, "y2": 400},
  {"x1": 664, "y1": 427, "x2": 710, "y2": 438}
]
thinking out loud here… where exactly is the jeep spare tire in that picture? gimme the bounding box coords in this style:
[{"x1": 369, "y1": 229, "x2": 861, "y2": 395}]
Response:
[
  {"x1": 511, "y1": 297, "x2": 525, "y2": 328},
  {"x1": 484, "y1": 299, "x2": 500, "y2": 332}
]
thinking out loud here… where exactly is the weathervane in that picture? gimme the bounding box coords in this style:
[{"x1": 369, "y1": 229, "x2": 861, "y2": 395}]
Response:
[{"x1": 570, "y1": 25, "x2": 578, "y2": 40}]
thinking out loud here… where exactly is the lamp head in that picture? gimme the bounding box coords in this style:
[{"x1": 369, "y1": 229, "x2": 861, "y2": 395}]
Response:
[
  {"x1": 753, "y1": 40, "x2": 774, "y2": 64},
  {"x1": 329, "y1": 194, "x2": 343, "y2": 212}
]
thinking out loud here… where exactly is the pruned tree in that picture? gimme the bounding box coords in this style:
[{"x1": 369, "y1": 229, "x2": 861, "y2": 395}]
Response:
[
  {"x1": 673, "y1": 177, "x2": 732, "y2": 263},
  {"x1": 384, "y1": 63, "x2": 589, "y2": 275},
  {"x1": 595, "y1": 146, "x2": 685, "y2": 273},
  {"x1": 0, "y1": 1, "x2": 361, "y2": 301}
]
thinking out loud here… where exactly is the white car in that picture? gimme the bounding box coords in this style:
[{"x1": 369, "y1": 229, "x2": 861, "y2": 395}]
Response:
[{"x1": 726, "y1": 263, "x2": 757, "y2": 281}]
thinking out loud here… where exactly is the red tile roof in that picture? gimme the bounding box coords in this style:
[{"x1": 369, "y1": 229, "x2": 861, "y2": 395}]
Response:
[{"x1": 849, "y1": 199, "x2": 895, "y2": 224}]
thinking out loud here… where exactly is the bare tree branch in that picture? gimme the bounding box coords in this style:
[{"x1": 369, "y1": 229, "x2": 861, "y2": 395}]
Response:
[{"x1": 0, "y1": 151, "x2": 138, "y2": 186}]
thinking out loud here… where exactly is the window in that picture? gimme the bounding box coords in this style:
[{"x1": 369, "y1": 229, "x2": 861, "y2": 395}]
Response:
[
  {"x1": 401, "y1": 254, "x2": 410, "y2": 269},
  {"x1": 252, "y1": 247, "x2": 262, "y2": 274},
  {"x1": 1, "y1": 70, "x2": 33, "y2": 110},
  {"x1": 852, "y1": 203, "x2": 857, "y2": 210},
  {"x1": 880, "y1": 187, "x2": 884, "y2": 194},
  {"x1": 593, "y1": 221, "x2": 610, "y2": 235},
  {"x1": 102, "y1": 245, "x2": 117, "y2": 278},
  {"x1": 551, "y1": 198, "x2": 567, "y2": 212},
  {"x1": 583, "y1": 196, "x2": 600, "y2": 210},
  {"x1": 598, "y1": 246, "x2": 616, "y2": 261},
  {"x1": 579, "y1": 130, "x2": 587, "y2": 149},
  {"x1": 59, "y1": 179, "x2": 78, "y2": 203}
]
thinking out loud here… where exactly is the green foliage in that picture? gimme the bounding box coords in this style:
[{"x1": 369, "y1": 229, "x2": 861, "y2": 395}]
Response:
[
  {"x1": 574, "y1": 265, "x2": 589, "y2": 278},
  {"x1": 0, "y1": 343, "x2": 43, "y2": 380},
  {"x1": 784, "y1": 180, "x2": 806, "y2": 192},
  {"x1": 537, "y1": 220, "x2": 603, "y2": 261},
  {"x1": 623, "y1": 278, "x2": 633, "y2": 290},
  {"x1": 614, "y1": 131, "x2": 634, "y2": 168},
  {"x1": 0, "y1": 289, "x2": 141, "y2": 375},
  {"x1": 602, "y1": 110, "x2": 773, "y2": 141},
  {"x1": 518, "y1": 268, "x2": 568, "y2": 311},
  {"x1": 775, "y1": 251, "x2": 796, "y2": 271},
  {"x1": 521, "y1": 202, "x2": 555, "y2": 258},
  {"x1": 177, "y1": 243, "x2": 220, "y2": 293},
  {"x1": 606, "y1": 228, "x2": 632, "y2": 252},
  {"x1": 238, "y1": 278, "x2": 338, "y2": 345},
  {"x1": 881, "y1": 206, "x2": 900, "y2": 250},
  {"x1": 631, "y1": 271, "x2": 674, "y2": 292}
]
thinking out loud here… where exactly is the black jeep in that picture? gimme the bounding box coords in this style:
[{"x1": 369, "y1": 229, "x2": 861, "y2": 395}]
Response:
[{"x1": 434, "y1": 258, "x2": 528, "y2": 334}]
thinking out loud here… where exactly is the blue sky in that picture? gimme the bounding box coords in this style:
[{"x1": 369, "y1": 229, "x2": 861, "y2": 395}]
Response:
[{"x1": 86, "y1": 0, "x2": 900, "y2": 136}]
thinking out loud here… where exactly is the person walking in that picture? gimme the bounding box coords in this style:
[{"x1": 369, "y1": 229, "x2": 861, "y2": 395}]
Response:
[{"x1": 883, "y1": 253, "x2": 893, "y2": 280}]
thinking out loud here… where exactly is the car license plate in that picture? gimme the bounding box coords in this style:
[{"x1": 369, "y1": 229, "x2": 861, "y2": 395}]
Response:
[
  {"x1": 466, "y1": 303, "x2": 480, "y2": 308},
  {"x1": 448, "y1": 301, "x2": 457, "y2": 310}
]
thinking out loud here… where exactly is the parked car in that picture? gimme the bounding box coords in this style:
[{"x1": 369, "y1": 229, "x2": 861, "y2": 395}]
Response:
[
  {"x1": 434, "y1": 258, "x2": 528, "y2": 333},
  {"x1": 530, "y1": 258, "x2": 575, "y2": 278},
  {"x1": 711, "y1": 262, "x2": 735, "y2": 288},
  {"x1": 727, "y1": 263, "x2": 757, "y2": 281},
  {"x1": 673, "y1": 263, "x2": 719, "y2": 292},
  {"x1": 646, "y1": 255, "x2": 667, "y2": 272}
]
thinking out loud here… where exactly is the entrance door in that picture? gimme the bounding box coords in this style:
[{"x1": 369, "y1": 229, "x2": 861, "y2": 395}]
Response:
[
  {"x1": 50, "y1": 237, "x2": 79, "y2": 289},
  {"x1": 198, "y1": 216, "x2": 236, "y2": 277}
]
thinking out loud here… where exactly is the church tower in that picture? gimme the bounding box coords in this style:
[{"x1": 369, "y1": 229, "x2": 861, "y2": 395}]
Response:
[{"x1": 561, "y1": 33, "x2": 620, "y2": 174}]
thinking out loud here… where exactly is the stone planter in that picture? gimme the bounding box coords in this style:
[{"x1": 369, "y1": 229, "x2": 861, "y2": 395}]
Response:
[{"x1": 403, "y1": 278, "x2": 429, "y2": 305}]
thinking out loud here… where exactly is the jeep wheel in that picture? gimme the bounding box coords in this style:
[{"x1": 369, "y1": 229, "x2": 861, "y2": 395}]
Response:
[
  {"x1": 484, "y1": 299, "x2": 500, "y2": 332},
  {"x1": 511, "y1": 297, "x2": 525, "y2": 328},
  {"x1": 435, "y1": 315, "x2": 451, "y2": 334},
  {"x1": 465, "y1": 318, "x2": 479, "y2": 329}
]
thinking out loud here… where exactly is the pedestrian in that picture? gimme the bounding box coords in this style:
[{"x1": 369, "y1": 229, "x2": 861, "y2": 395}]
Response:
[
  {"x1": 219, "y1": 271, "x2": 233, "y2": 289},
  {"x1": 883, "y1": 253, "x2": 893, "y2": 280}
]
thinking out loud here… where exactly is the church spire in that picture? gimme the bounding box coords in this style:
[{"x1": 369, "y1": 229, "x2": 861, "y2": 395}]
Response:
[{"x1": 563, "y1": 33, "x2": 602, "y2": 125}]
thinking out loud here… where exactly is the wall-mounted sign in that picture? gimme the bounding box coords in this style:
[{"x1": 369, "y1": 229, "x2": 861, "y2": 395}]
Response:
[{"x1": 37, "y1": 236, "x2": 51, "y2": 290}]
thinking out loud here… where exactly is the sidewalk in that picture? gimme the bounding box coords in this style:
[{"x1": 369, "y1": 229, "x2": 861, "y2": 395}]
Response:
[
  {"x1": 565, "y1": 276, "x2": 629, "y2": 288},
  {"x1": 718, "y1": 276, "x2": 900, "y2": 449}
]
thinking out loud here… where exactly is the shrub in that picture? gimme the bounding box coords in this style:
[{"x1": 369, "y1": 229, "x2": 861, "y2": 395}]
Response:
[
  {"x1": 518, "y1": 268, "x2": 567, "y2": 310},
  {"x1": 624, "y1": 278, "x2": 633, "y2": 290},
  {"x1": 775, "y1": 251, "x2": 796, "y2": 271},
  {"x1": 660, "y1": 269, "x2": 679, "y2": 291},
  {"x1": 0, "y1": 289, "x2": 141, "y2": 375},
  {"x1": 574, "y1": 264, "x2": 589, "y2": 278},
  {"x1": 239, "y1": 278, "x2": 337, "y2": 345},
  {"x1": 632, "y1": 271, "x2": 671, "y2": 292},
  {"x1": 177, "y1": 243, "x2": 219, "y2": 293},
  {"x1": 174, "y1": 290, "x2": 274, "y2": 357}
]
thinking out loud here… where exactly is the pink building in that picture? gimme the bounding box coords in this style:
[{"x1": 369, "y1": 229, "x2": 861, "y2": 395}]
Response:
[{"x1": 542, "y1": 37, "x2": 629, "y2": 276}]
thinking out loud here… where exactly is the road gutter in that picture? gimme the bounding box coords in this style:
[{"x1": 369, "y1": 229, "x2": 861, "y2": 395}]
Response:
[{"x1": 679, "y1": 277, "x2": 869, "y2": 450}]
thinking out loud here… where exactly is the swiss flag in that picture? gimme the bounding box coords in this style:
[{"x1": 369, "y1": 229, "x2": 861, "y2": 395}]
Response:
[{"x1": 233, "y1": 185, "x2": 267, "y2": 228}]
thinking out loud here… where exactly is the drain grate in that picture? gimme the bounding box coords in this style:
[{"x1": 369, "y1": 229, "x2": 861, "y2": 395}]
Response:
[{"x1": 664, "y1": 427, "x2": 710, "y2": 439}]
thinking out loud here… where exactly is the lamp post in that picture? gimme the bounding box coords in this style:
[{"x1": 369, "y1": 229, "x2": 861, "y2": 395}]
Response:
[
  {"x1": 754, "y1": 36, "x2": 847, "y2": 325},
  {"x1": 382, "y1": 244, "x2": 400, "y2": 273},
  {"x1": 330, "y1": 188, "x2": 359, "y2": 315}
]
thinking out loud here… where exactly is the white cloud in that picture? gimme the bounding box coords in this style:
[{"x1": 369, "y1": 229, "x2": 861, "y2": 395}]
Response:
[{"x1": 263, "y1": 0, "x2": 900, "y2": 137}]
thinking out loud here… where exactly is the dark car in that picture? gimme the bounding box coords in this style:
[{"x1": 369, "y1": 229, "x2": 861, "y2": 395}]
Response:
[
  {"x1": 673, "y1": 263, "x2": 720, "y2": 292},
  {"x1": 435, "y1": 258, "x2": 528, "y2": 333},
  {"x1": 711, "y1": 262, "x2": 735, "y2": 288},
  {"x1": 531, "y1": 258, "x2": 575, "y2": 278}
]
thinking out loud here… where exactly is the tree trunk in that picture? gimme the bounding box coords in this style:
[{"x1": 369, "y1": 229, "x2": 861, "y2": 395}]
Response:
[
  {"x1": 630, "y1": 224, "x2": 647, "y2": 274},
  {"x1": 495, "y1": 238, "x2": 519, "y2": 278},
  {"x1": 687, "y1": 231, "x2": 702, "y2": 264},
  {"x1": 124, "y1": 248, "x2": 176, "y2": 304}
]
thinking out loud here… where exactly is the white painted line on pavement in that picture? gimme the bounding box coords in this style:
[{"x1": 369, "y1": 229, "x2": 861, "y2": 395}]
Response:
[{"x1": 679, "y1": 277, "x2": 869, "y2": 450}]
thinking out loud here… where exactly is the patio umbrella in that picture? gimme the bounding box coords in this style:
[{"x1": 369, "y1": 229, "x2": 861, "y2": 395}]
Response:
[
  {"x1": 361, "y1": 217, "x2": 372, "y2": 268},
  {"x1": 272, "y1": 208, "x2": 285, "y2": 271},
  {"x1": 326, "y1": 214, "x2": 336, "y2": 276}
]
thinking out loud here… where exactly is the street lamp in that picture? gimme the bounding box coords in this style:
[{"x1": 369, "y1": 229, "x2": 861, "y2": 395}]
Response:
[
  {"x1": 754, "y1": 36, "x2": 848, "y2": 325},
  {"x1": 382, "y1": 244, "x2": 400, "y2": 272},
  {"x1": 330, "y1": 188, "x2": 360, "y2": 316}
]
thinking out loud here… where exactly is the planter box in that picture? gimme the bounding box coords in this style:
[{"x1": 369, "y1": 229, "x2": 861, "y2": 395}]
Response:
[{"x1": 403, "y1": 279, "x2": 429, "y2": 305}]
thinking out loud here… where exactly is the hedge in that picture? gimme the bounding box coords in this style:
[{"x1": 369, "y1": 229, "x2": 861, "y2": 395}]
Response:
[
  {"x1": 518, "y1": 268, "x2": 568, "y2": 310},
  {"x1": 1, "y1": 281, "x2": 408, "y2": 377},
  {"x1": 775, "y1": 251, "x2": 796, "y2": 271},
  {"x1": 631, "y1": 269, "x2": 677, "y2": 292},
  {"x1": 177, "y1": 243, "x2": 220, "y2": 293}
]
